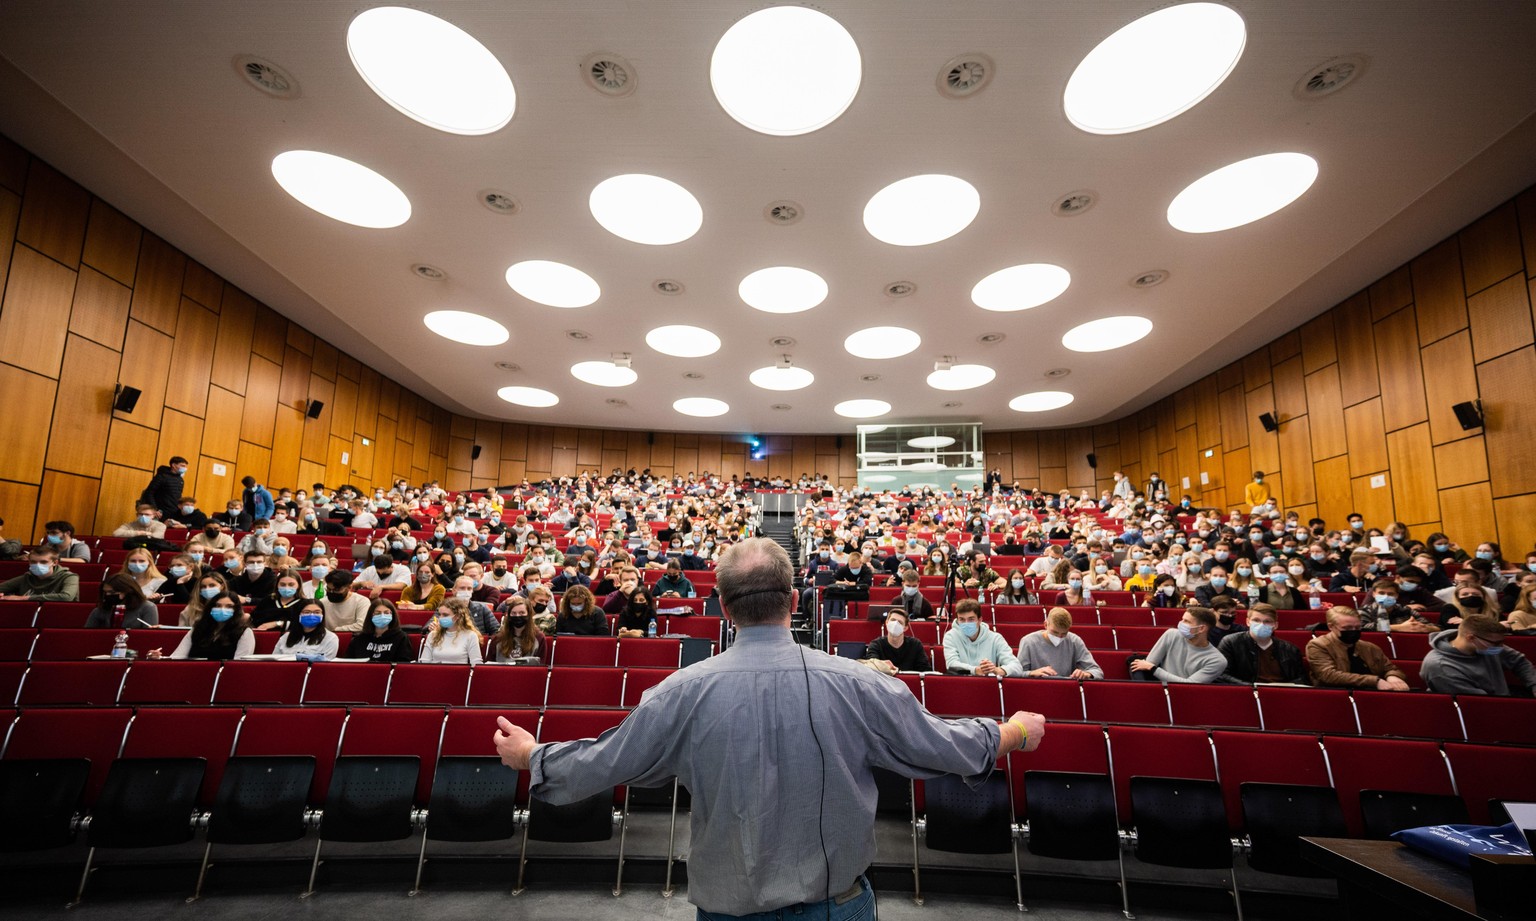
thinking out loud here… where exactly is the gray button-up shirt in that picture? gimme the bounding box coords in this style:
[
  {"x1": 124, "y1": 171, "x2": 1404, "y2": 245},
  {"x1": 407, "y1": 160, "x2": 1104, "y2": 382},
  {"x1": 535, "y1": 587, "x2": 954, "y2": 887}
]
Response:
[{"x1": 527, "y1": 625, "x2": 1000, "y2": 914}]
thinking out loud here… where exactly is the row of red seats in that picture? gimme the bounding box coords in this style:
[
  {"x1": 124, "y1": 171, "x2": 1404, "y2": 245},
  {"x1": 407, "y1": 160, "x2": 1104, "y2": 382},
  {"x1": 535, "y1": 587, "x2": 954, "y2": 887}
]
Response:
[{"x1": 3, "y1": 661, "x2": 673, "y2": 710}]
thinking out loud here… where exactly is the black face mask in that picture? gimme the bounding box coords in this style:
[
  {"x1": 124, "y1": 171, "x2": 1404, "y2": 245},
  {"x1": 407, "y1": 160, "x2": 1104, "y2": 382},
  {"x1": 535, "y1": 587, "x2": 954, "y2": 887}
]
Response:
[
  {"x1": 1218, "y1": 613, "x2": 1234, "y2": 625},
  {"x1": 204, "y1": 526, "x2": 220, "y2": 537},
  {"x1": 1338, "y1": 628, "x2": 1362, "y2": 645},
  {"x1": 1461, "y1": 594, "x2": 1485, "y2": 610},
  {"x1": 505, "y1": 615, "x2": 528, "y2": 629}
]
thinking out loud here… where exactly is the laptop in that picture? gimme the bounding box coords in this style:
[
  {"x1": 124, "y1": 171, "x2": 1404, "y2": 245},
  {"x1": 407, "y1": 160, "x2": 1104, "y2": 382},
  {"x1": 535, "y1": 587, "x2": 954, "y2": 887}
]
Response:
[
  {"x1": 866, "y1": 603, "x2": 901, "y2": 622},
  {"x1": 813, "y1": 570, "x2": 837, "y2": 587}
]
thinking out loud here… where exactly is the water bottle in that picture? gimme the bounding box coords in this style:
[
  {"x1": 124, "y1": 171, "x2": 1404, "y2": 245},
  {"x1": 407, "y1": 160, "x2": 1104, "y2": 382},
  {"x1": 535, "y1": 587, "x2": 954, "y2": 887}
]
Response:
[
  {"x1": 1308, "y1": 590, "x2": 1321, "y2": 610},
  {"x1": 1377, "y1": 611, "x2": 1391, "y2": 633},
  {"x1": 111, "y1": 630, "x2": 128, "y2": 659},
  {"x1": 315, "y1": 580, "x2": 326, "y2": 601},
  {"x1": 1247, "y1": 584, "x2": 1260, "y2": 603},
  {"x1": 647, "y1": 617, "x2": 658, "y2": 638}
]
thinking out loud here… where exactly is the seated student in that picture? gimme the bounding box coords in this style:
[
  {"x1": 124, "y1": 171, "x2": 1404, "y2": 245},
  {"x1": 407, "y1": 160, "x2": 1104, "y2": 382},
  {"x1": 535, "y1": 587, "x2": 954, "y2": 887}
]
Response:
[
  {"x1": 178, "y1": 572, "x2": 231, "y2": 626},
  {"x1": 1357, "y1": 578, "x2": 1438, "y2": 633},
  {"x1": 1039, "y1": 558, "x2": 1076, "y2": 593},
  {"x1": 319, "y1": 570, "x2": 370, "y2": 633},
  {"x1": 890, "y1": 569, "x2": 937, "y2": 620},
  {"x1": 147, "y1": 592, "x2": 254, "y2": 660},
  {"x1": 119, "y1": 547, "x2": 168, "y2": 602},
  {"x1": 84, "y1": 573, "x2": 158, "y2": 629},
  {"x1": 654, "y1": 560, "x2": 695, "y2": 598},
  {"x1": 43, "y1": 520, "x2": 92, "y2": 562},
  {"x1": 604, "y1": 567, "x2": 658, "y2": 638},
  {"x1": 831, "y1": 550, "x2": 875, "y2": 594},
  {"x1": 1499, "y1": 563, "x2": 1535, "y2": 615},
  {"x1": 862, "y1": 609, "x2": 932, "y2": 673},
  {"x1": 957, "y1": 552, "x2": 1006, "y2": 596},
  {"x1": 253, "y1": 572, "x2": 306, "y2": 631},
  {"x1": 1207, "y1": 597, "x2": 1247, "y2": 644},
  {"x1": 1330, "y1": 550, "x2": 1381, "y2": 593},
  {"x1": 341, "y1": 599, "x2": 416, "y2": 663},
  {"x1": 0, "y1": 549, "x2": 81, "y2": 601},
  {"x1": 459, "y1": 561, "x2": 502, "y2": 608},
  {"x1": 228, "y1": 550, "x2": 276, "y2": 604},
  {"x1": 1306, "y1": 608, "x2": 1410, "y2": 690},
  {"x1": 1084, "y1": 557, "x2": 1123, "y2": 591},
  {"x1": 213, "y1": 500, "x2": 253, "y2": 533},
  {"x1": 995, "y1": 569, "x2": 1033, "y2": 606},
  {"x1": 235, "y1": 520, "x2": 275, "y2": 556},
  {"x1": 1421, "y1": 614, "x2": 1536, "y2": 696},
  {"x1": 1142, "y1": 573, "x2": 1186, "y2": 609},
  {"x1": 489, "y1": 597, "x2": 546, "y2": 663},
  {"x1": 399, "y1": 560, "x2": 446, "y2": 610},
  {"x1": 1195, "y1": 567, "x2": 1242, "y2": 607},
  {"x1": 1261, "y1": 563, "x2": 1310, "y2": 610},
  {"x1": 113, "y1": 502, "x2": 168, "y2": 544},
  {"x1": 272, "y1": 601, "x2": 339, "y2": 660},
  {"x1": 449, "y1": 575, "x2": 499, "y2": 635},
  {"x1": 942, "y1": 599, "x2": 1022, "y2": 677},
  {"x1": 1017, "y1": 607, "x2": 1103, "y2": 680},
  {"x1": 1129, "y1": 607, "x2": 1226, "y2": 684},
  {"x1": 354, "y1": 553, "x2": 409, "y2": 596},
  {"x1": 166, "y1": 495, "x2": 208, "y2": 531},
  {"x1": 1051, "y1": 569, "x2": 1091, "y2": 607},
  {"x1": 1439, "y1": 581, "x2": 1501, "y2": 629},
  {"x1": 482, "y1": 556, "x2": 517, "y2": 592},
  {"x1": 555, "y1": 585, "x2": 608, "y2": 635},
  {"x1": 158, "y1": 553, "x2": 201, "y2": 606},
  {"x1": 1394, "y1": 565, "x2": 1447, "y2": 616},
  {"x1": 1218, "y1": 604, "x2": 1307, "y2": 684},
  {"x1": 418, "y1": 598, "x2": 483, "y2": 664},
  {"x1": 1505, "y1": 583, "x2": 1536, "y2": 633}
]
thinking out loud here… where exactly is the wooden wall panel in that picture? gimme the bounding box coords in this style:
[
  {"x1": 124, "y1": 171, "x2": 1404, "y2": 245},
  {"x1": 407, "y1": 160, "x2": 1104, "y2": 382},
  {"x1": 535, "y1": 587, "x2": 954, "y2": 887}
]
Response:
[
  {"x1": 1459, "y1": 202, "x2": 1523, "y2": 295},
  {"x1": 1303, "y1": 365, "x2": 1347, "y2": 459},
  {"x1": 0, "y1": 244, "x2": 76, "y2": 376},
  {"x1": 1493, "y1": 494, "x2": 1536, "y2": 566},
  {"x1": 300, "y1": 376, "x2": 335, "y2": 464},
  {"x1": 39, "y1": 470, "x2": 100, "y2": 541},
  {"x1": 0, "y1": 363, "x2": 58, "y2": 482},
  {"x1": 68, "y1": 267, "x2": 130, "y2": 351},
  {"x1": 1245, "y1": 385, "x2": 1279, "y2": 474},
  {"x1": 1386, "y1": 424, "x2": 1439, "y2": 525},
  {"x1": 1314, "y1": 456, "x2": 1353, "y2": 525},
  {"x1": 128, "y1": 234, "x2": 184, "y2": 331},
  {"x1": 211, "y1": 287, "x2": 255, "y2": 393},
  {"x1": 79, "y1": 199, "x2": 141, "y2": 287},
  {"x1": 0, "y1": 189, "x2": 15, "y2": 302},
  {"x1": 1369, "y1": 266, "x2": 1413, "y2": 321},
  {"x1": 240, "y1": 356, "x2": 281, "y2": 445},
  {"x1": 181, "y1": 260, "x2": 222, "y2": 311},
  {"x1": 163, "y1": 299, "x2": 219, "y2": 416},
  {"x1": 1413, "y1": 237, "x2": 1468, "y2": 345},
  {"x1": 1420, "y1": 331, "x2": 1481, "y2": 444},
  {"x1": 0, "y1": 480, "x2": 40, "y2": 542},
  {"x1": 1351, "y1": 472, "x2": 1394, "y2": 528},
  {"x1": 472, "y1": 419, "x2": 502, "y2": 482},
  {"x1": 156, "y1": 410, "x2": 204, "y2": 497},
  {"x1": 1343, "y1": 399, "x2": 1389, "y2": 477},
  {"x1": 1373, "y1": 307, "x2": 1428, "y2": 432},
  {"x1": 104, "y1": 420, "x2": 159, "y2": 472},
  {"x1": 1432, "y1": 437, "x2": 1489, "y2": 489},
  {"x1": 16, "y1": 160, "x2": 88, "y2": 268},
  {"x1": 1440, "y1": 482, "x2": 1496, "y2": 551},
  {"x1": 201, "y1": 386, "x2": 244, "y2": 462},
  {"x1": 47, "y1": 334, "x2": 119, "y2": 477},
  {"x1": 1271, "y1": 357, "x2": 1306, "y2": 422},
  {"x1": 329, "y1": 376, "x2": 358, "y2": 440},
  {"x1": 116, "y1": 321, "x2": 173, "y2": 430},
  {"x1": 1333, "y1": 293, "x2": 1380, "y2": 406},
  {"x1": 1465, "y1": 273, "x2": 1532, "y2": 363},
  {"x1": 1277, "y1": 416, "x2": 1316, "y2": 506},
  {"x1": 1478, "y1": 346, "x2": 1536, "y2": 498}
]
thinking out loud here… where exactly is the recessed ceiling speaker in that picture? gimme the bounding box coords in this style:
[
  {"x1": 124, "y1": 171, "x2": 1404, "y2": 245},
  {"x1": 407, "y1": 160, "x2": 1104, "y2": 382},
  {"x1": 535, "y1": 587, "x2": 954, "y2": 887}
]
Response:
[
  {"x1": 306, "y1": 400, "x2": 324, "y2": 419},
  {"x1": 112, "y1": 385, "x2": 141, "y2": 414},
  {"x1": 1086, "y1": 452, "x2": 1097, "y2": 469},
  {"x1": 1258, "y1": 412, "x2": 1279, "y2": 433},
  {"x1": 471, "y1": 445, "x2": 483, "y2": 461},
  {"x1": 1451, "y1": 400, "x2": 1484, "y2": 431}
]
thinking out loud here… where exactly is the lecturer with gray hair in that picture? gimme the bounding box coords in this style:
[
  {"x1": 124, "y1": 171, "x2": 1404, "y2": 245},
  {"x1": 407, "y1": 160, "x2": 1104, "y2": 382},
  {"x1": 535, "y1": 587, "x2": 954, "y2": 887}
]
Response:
[{"x1": 494, "y1": 537, "x2": 1046, "y2": 919}]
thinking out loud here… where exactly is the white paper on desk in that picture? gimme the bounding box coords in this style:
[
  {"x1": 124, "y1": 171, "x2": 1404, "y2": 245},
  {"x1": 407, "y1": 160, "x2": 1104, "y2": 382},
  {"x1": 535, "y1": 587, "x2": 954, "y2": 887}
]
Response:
[{"x1": 1505, "y1": 802, "x2": 1536, "y2": 848}]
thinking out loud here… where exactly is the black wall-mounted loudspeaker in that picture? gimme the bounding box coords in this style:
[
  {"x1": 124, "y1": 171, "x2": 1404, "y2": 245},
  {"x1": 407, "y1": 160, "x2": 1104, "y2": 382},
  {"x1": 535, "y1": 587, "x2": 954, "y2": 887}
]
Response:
[
  {"x1": 1258, "y1": 412, "x2": 1279, "y2": 433},
  {"x1": 471, "y1": 444, "x2": 483, "y2": 460},
  {"x1": 306, "y1": 400, "x2": 325, "y2": 419},
  {"x1": 112, "y1": 385, "x2": 141, "y2": 414},
  {"x1": 1451, "y1": 400, "x2": 1484, "y2": 431},
  {"x1": 1086, "y1": 452, "x2": 1098, "y2": 469}
]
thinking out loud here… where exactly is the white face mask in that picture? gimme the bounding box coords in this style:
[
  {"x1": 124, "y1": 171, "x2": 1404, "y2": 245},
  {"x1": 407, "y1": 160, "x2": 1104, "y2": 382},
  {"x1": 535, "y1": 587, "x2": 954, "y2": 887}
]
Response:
[
  {"x1": 886, "y1": 620, "x2": 906, "y2": 637},
  {"x1": 1047, "y1": 634, "x2": 1065, "y2": 647}
]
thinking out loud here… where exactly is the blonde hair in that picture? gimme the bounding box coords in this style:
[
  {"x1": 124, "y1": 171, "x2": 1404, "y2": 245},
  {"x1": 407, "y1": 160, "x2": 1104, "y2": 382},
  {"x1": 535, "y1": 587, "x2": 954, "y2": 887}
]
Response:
[
  {"x1": 431, "y1": 597, "x2": 481, "y2": 646},
  {"x1": 1045, "y1": 607, "x2": 1073, "y2": 631},
  {"x1": 120, "y1": 548, "x2": 164, "y2": 583}
]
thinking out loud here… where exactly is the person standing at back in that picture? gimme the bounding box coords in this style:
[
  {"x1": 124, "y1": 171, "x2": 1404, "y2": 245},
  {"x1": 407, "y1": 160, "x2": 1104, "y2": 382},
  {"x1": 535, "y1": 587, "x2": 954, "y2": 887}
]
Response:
[
  {"x1": 140, "y1": 456, "x2": 188, "y2": 523},
  {"x1": 494, "y1": 537, "x2": 1045, "y2": 919}
]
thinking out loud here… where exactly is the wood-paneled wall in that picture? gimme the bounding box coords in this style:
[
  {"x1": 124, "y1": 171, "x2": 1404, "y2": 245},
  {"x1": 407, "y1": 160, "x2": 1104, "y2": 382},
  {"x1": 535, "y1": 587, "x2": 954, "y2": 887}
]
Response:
[
  {"x1": 0, "y1": 133, "x2": 456, "y2": 540},
  {"x1": 980, "y1": 184, "x2": 1536, "y2": 554}
]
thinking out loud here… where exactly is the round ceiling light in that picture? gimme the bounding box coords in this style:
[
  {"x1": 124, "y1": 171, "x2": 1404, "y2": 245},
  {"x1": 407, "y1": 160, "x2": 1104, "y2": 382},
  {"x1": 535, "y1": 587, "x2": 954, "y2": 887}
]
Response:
[
  {"x1": 1061, "y1": 316, "x2": 1153, "y2": 353},
  {"x1": 908, "y1": 435, "x2": 956, "y2": 449},
  {"x1": 1063, "y1": 2, "x2": 1246, "y2": 135},
  {"x1": 859, "y1": 425, "x2": 889, "y2": 434},
  {"x1": 844, "y1": 326, "x2": 921, "y2": 360},
  {"x1": 748, "y1": 365, "x2": 815, "y2": 391},
  {"x1": 835, "y1": 399, "x2": 892, "y2": 419},
  {"x1": 1009, "y1": 391, "x2": 1075, "y2": 412},
  {"x1": 674, "y1": 397, "x2": 729, "y2": 417},
  {"x1": 864, "y1": 474, "x2": 896, "y2": 483},
  {"x1": 589, "y1": 174, "x2": 703, "y2": 245},
  {"x1": 270, "y1": 151, "x2": 411, "y2": 228},
  {"x1": 970, "y1": 263, "x2": 1071, "y2": 312},
  {"x1": 710, "y1": 6, "x2": 861, "y2": 136},
  {"x1": 497, "y1": 385, "x2": 558, "y2": 408},
  {"x1": 646, "y1": 325, "x2": 721, "y2": 357},
  {"x1": 926, "y1": 364, "x2": 996, "y2": 391},
  {"x1": 504, "y1": 260, "x2": 600, "y2": 308},
  {"x1": 347, "y1": 6, "x2": 516, "y2": 135},
  {"x1": 423, "y1": 310, "x2": 509, "y2": 346},
  {"x1": 1167, "y1": 152, "x2": 1319, "y2": 233},
  {"x1": 908, "y1": 461, "x2": 947, "y2": 471},
  {"x1": 738, "y1": 266, "x2": 828, "y2": 314},
  {"x1": 863, "y1": 174, "x2": 980, "y2": 246},
  {"x1": 570, "y1": 361, "x2": 637, "y2": 387}
]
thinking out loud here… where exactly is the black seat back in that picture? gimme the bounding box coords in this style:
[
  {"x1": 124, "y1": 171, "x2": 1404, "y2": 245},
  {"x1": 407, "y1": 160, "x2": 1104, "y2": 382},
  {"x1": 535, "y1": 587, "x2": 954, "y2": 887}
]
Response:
[
  {"x1": 1360, "y1": 790, "x2": 1470, "y2": 839},
  {"x1": 924, "y1": 772, "x2": 1012, "y2": 854},
  {"x1": 88, "y1": 757, "x2": 205, "y2": 849},
  {"x1": 0, "y1": 758, "x2": 90, "y2": 851},
  {"x1": 1130, "y1": 776, "x2": 1231, "y2": 870},
  {"x1": 208, "y1": 756, "x2": 315, "y2": 845},
  {"x1": 320, "y1": 756, "x2": 419, "y2": 842},
  {"x1": 1023, "y1": 771, "x2": 1119, "y2": 861},
  {"x1": 1240, "y1": 782, "x2": 1347, "y2": 877},
  {"x1": 425, "y1": 757, "x2": 518, "y2": 843}
]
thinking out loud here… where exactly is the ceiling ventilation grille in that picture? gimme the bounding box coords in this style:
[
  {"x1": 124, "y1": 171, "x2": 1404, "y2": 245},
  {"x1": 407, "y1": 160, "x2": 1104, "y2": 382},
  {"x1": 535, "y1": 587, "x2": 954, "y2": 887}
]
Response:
[
  {"x1": 583, "y1": 53, "x2": 636, "y2": 97},
  {"x1": 765, "y1": 200, "x2": 803, "y2": 225},
  {"x1": 480, "y1": 190, "x2": 520, "y2": 214},
  {"x1": 769, "y1": 336, "x2": 797, "y2": 348},
  {"x1": 1295, "y1": 55, "x2": 1367, "y2": 99},
  {"x1": 494, "y1": 361, "x2": 521, "y2": 372},
  {"x1": 411, "y1": 263, "x2": 446, "y2": 280},
  {"x1": 653, "y1": 279, "x2": 684, "y2": 295},
  {"x1": 1130, "y1": 269, "x2": 1169, "y2": 288},
  {"x1": 1044, "y1": 367, "x2": 1071, "y2": 379},
  {"x1": 938, "y1": 53, "x2": 994, "y2": 98},
  {"x1": 978, "y1": 332, "x2": 1005, "y2": 344},
  {"x1": 234, "y1": 55, "x2": 299, "y2": 98},
  {"x1": 1051, "y1": 190, "x2": 1097, "y2": 217},
  {"x1": 884, "y1": 281, "x2": 917, "y2": 298}
]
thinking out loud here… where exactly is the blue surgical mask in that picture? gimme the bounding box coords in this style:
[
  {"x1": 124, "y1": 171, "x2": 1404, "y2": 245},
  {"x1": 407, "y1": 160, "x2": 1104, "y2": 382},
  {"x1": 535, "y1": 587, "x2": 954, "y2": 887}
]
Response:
[
  {"x1": 46, "y1": 534, "x2": 63, "y2": 545},
  {"x1": 957, "y1": 621, "x2": 978, "y2": 639},
  {"x1": 1250, "y1": 622, "x2": 1275, "y2": 640},
  {"x1": 848, "y1": 566, "x2": 861, "y2": 574},
  {"x1": 310, "y1": 566, "x2": 330, "y2": 580},
  {"x1": 224, "y1": 559, "x2": 241, "y2": 571},
  {"x1": 210, "y1": 606, "x2": 235, "y2": 622},
  {"x1": 1476, "y1": 551, "x2": 1494, "y2": 561},
  {"x1": 1011, "y1": 578, "x2": 1026, "y2": 590},
  {"x1": 570, "y1": 603, "x2": 586, "y2": 613},
  {"x1": 299, "y1": 613, "x2": 324, "y2": 629},
  {"x1": 438, "y1": 615, "x2": 455, "y2": 629},
  {"x1": 29, "y1": 562, "x2": 50, "y2": 577},
  {"x1": 278, "y1": 585, "x2": 297, "y2": 599},
  {"x1": 902, "y1": 585, "x2": 919, "y2": 597},
  {"x1": 1399, "y1": 581, "x2": 1418, "y2": 592},
  {"x1": 273, "y1": 545, "x2": 287, "y2": 556},
  {"x1": 169, "y1": 565, "x2": 188, "y2": 578},
  {"x1": 1069, "y1": 579, "x2": 1083, "y2": 589},
  {"x1": 127, "y1": 560, "x2": 149, "y2": 574},
  {"x1": 200, "y1": 586, "x2": 221, "y2": 600},
  {"x1": 1271, "y1": 573, "x2": 1289, "y2": 584},
  {"x1": 1477, "y1": 645, "x2": 1504, "y2": 657},
  {"x1": 1177, "y1": 622, "x2": 1195, "y2": 638},
  {"x1": 1434, "y1": 543, "x2": 1449, "y2": 553},
  {"x1": 1137, "y1": 566, "x2": 1153, "y2": 576},
  {"x1": 371, "y1": 614, "x2": 394, "y2": 630},
  {"x1": 1374, "y1": 594, "x2": 1396, "y2": 607},
  {"x1": 1237, "y1": 567, "x2": 1252, "y2": 577},
  {"x1": 1212, "y1": 577, "x2": 1228, "y2": 588}
]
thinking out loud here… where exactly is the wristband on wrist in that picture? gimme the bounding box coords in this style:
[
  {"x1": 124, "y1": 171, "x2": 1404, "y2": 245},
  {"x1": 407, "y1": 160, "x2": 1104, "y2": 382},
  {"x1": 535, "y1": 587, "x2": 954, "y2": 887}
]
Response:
[{"x1": 1008, "y1": 717, "x2": 1028, "y2": 741}]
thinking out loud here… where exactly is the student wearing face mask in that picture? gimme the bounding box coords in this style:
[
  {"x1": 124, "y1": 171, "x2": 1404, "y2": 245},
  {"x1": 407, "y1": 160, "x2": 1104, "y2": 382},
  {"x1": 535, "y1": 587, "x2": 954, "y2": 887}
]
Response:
[
  {"x1": 85, "y1": 573, "x2": 158, "y2": 629},
  {"x1": 604, "y1": 567, "x2": 656, "y2": 639},
  {"x1": 891, "y1": 569, "x2": 936, "y2": 621},
  {"x1": 1051, "y1": 567, "x2": 1092, "y2": 607},
  {"x1": 942, "y1": 599, "x2": 1022, "y2": 677},
  {"x1": 1305, "y1": 608, "x2": 1410, "y2": 690},
  {"x1": 1141, "y1": 574, "x2": 1186, "y2": 609},
  {"x1": 186, "y1": 523, "x2": 235, "y2": 553},
  {"x1": 1261, "y1": 564, "x2": 1309, "y2": 610},
  {"x1": 491, "y1": 598, "x2": 546, "y2": 663},
  {"x1": 484, "y1": 557, "x2": 518, "y2": 591},
  {"x1": 1194, "y1": 567, "x2": 1241, "y2": 607},
  {"x1": 419, "y1": 598, "x2": 484, "y2": 664},
  {"x1": 1217, "y1": 604, "x2": 1307, "y2": 684},
  {"x1": 555, "y1": 586, "x2": 609, "y2": 635},
  {"x1": 654, "y1": 561, "x2": 694, "y2": 599},
  {"x1": 116, "y1": 547, "x2": 168, "y2": 601},
  {"x1": 398, "y1": 560, "x2": 446, "y2": 611},
  {"x1": 451, "y1": 575, "x2": 500, "y2": 635},
  {"x1": 273, "y1": 601, "x2": 339, "y2": 660},
  {"x1": 178, "y1": 573, "x2": 232, "y2": 626},
  {"x1": 862, "y1": 610, "x2": 932, "y2": 674},
  {"x1": 996, "y1": 569, "x2": 1033, "y2": 606},
  {"x1": 340, "y1": 599, "x2": 416, "y2": 663},
  {"x1": 1018, "y1": 608, "x2": 1102, "y2": 680},
  {"x1": 1421, "y1": 614, "x2": 1536, "y2": 696},
  {"x1": 1357, "y1": 579, "x2": 1437, "y2": 633},
  {"x1": 149, "y1": 592, "x2": 254, "y2": 660},
  {"x1": 229, "y1": 551, "x2": 277, "y2": 604},
  {"x1": 319, "y1": 570, "x2": 370, "y2": 633},
  {"x1": 1130, "y1": 608, "x2": 1226, "y2": 684},
  {"x1": 253, "y1": 573, "x2": 307, "y2": 631}
]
